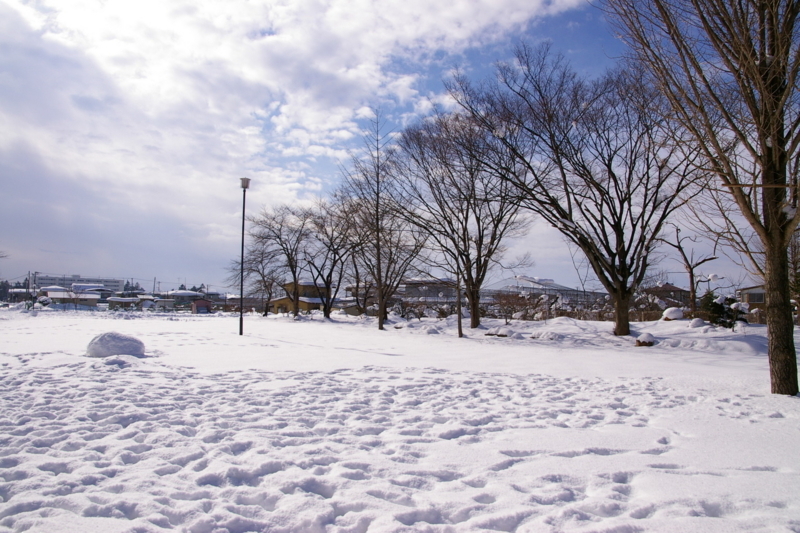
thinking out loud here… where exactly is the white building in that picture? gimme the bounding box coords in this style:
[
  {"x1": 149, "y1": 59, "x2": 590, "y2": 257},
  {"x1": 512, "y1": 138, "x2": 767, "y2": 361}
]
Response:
[{"x1": 33, "y1": 274, "x2": 125, "y2": 293}]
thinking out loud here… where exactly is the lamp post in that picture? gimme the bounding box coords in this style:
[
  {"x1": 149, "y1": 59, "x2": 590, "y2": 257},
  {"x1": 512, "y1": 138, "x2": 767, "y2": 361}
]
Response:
[{"x1": 239, "y1": 177, "x2": 250, "y2": 335}]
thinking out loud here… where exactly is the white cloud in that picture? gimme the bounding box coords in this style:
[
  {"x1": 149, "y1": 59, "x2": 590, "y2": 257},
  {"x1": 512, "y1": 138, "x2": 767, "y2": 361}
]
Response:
[{"x1": 0, "y1": 0, "x2": 588, "y2": 286}]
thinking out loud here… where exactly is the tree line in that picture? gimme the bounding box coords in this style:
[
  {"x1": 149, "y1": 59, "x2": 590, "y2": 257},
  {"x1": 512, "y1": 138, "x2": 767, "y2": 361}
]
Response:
[{"x1": 235, "y1": 1, "x2": 799, "y2": 395}]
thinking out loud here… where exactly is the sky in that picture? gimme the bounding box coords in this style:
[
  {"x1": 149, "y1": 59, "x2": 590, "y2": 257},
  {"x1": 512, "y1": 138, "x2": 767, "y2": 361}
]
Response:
[{"x1": 0, "y1": 0, "x2": 743, "y2": 293}]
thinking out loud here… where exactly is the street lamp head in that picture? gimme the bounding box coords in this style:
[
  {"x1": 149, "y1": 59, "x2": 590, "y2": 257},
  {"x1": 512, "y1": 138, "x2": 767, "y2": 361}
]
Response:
[{"x1": 240, "y1": 177, "x2": 251, "y2": 190}]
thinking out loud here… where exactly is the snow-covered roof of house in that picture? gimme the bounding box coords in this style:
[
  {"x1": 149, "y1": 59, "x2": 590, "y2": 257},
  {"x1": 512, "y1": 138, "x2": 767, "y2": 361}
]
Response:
[
  {"x1": 738, "y1": 285, "x2": 765, "y2": 292},
  {"x1": 402, "y1": 277, "x2": 456, "y2": 286},
  {"x1": 48, "y1": 291, "x2": 101, "y2": 300},
  {"x1": 294, "y1": 279, "x2": 326, "y2": 287},
  {"x1": 332, "y1": 297, "x2": 358, "y2": 308},
  {"x1": 167, "y1": 290, "x2": 204, "y2": 297},
  {"x1": 71, "y1": 283, "x2": 105, "y2": 292},
  {"x1": 645, "y1": 283, "x2": 688, "y2": 292},
  {"x1": 267, "y1": 296, "x2": 326, "y2": 304},
  {"x1": 40, "y1": 285, "x2": 67, "y2": 291},
  {"x1": 483, "y1": 276, "x2": 576, "y2": 292},
  {"x1": 107, "y1": 297, "x2": 140, "y2": 303}
]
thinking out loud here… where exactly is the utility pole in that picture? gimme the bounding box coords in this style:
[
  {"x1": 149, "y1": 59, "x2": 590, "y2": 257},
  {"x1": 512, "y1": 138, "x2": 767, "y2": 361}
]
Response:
[
  {"x1": 239, "y1": 177, "x2": 251, "y2": 335},
  {"x1": 456, "y1": 268, "x2": 463, "y2": 338}
]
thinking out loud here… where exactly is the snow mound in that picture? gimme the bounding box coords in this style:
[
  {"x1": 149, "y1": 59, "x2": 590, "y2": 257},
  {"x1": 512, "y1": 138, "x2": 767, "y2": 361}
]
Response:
[
  {"x1": 86, "y1": 331, "x2": 146, "y2": 358},
  {"x1": 662, "y1": 307, "x2": 684, "y2": 320},
  {"x1": 497, "y1": 327, "x2": 513, "y2": 337},
  {"x1": 531, "y1": 331, "x2": 563, "y2": 341},
  {"x1": 636, "y1": 333, "x2": 656, "y2": 347},
  {"x1": 689, "y1": 318, "x2": 705, "y2": 328}
]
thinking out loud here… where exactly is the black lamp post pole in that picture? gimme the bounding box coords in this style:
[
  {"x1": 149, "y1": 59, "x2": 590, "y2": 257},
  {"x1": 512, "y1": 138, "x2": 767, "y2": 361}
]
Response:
[{"x1": 239, "y1": 177, "x2": 250, "y2": 335}]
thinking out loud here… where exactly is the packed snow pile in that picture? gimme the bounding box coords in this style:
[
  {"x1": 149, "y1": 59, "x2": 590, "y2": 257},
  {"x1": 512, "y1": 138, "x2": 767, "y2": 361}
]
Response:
[
  {"x1": 485, "y1": 326, "x2": 514, "y2": 337},
  {"x1": 689, "y1": 317, "x2": 706, "y2": 328},
  {"x1": 662, "y1": 307, "x2": 684, "y2": 320},
  {"x1": 636, "y1": 332, "x2": 656, "y2": 346},
  {"x1": 530, "y1": 330, "x2": 563, "y2": 341},
  {"x1": 86, "y1": 331, "x2": 146, "y2": 358}
]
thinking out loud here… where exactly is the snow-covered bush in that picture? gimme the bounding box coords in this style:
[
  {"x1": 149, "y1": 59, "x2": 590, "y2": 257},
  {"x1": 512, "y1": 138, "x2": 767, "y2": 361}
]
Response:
[{"x1": 699, "y1": 291, "x2": 746, "y2": 329}]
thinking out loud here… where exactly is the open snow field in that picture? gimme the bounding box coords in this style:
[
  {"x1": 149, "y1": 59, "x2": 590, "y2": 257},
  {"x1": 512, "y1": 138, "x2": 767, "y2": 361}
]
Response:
[{"x1": 0, "y1": 309, "x2": 798, "y2": 533}]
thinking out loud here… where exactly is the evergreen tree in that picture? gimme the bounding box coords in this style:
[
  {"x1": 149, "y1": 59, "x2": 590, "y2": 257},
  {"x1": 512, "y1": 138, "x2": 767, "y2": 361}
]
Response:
[{"x1": 699, "y1": 290, "x2": 746, "y2": 329}]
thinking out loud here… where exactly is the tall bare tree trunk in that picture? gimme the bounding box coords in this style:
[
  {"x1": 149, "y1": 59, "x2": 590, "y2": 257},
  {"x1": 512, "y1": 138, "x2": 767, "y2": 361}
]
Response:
[
  {"x1": 765, "y1": 236, "x2": 799, "y2": 395},
  {"x1": 613, "y1": 293, "x2": 631, "y2": 336},
  {"x1": 605, "y1": 0, "x2": 800, "y2": 394},
  {"x1": 466, "y1": 287, "x2": 481, "y2": 329}
]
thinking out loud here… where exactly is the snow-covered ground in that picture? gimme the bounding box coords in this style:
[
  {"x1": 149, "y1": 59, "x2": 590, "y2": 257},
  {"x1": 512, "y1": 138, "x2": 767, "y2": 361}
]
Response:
[{"x1": 0, "y1": 309, "x2": 798, "y2": 533}]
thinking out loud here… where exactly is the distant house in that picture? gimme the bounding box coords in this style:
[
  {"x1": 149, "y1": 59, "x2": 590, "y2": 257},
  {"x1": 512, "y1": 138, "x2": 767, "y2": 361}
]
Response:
[
  {"x1": 737, "y1": 285, "x2": 766, "y2": 310},
  {"x1": 482, "y1": 276, "x2": 605, "y2": 308},
  {"x1": 107, "y1": 297, "x2": 140, "y2": 310},
  {"x1": 154, "y1": 298, "x2": 175, "y2": 310},
  {"x1": 8, "y1": 288, "x2": 34, "y2": 303},
  {"x1": 191, "y1": 299, "x2": 213, "y2": 314},
  {"x1": 107, "y1": 295, "x2": 175, "y2": 311},
  {"x1": 164, "y1": 290, "x2": 205, "y2": 307},
  {"x1": 331, "y1": 297, "x2": 361, "y2": 316},
  {"x1": 642, "y1": 283, "x2": 691, "y2": 307},
  {"x1": 42, "y1": 285, "x2": 101, "y2": 307},
  {"x1": 268, "y1": 280, "x2": 330, "y2": 314},
  {"x1": 399, "y1": 278, "x2": 457, "y2": 303},
  {"x1": 38, "y1": 285, "x2": 67, "y2": 294}
]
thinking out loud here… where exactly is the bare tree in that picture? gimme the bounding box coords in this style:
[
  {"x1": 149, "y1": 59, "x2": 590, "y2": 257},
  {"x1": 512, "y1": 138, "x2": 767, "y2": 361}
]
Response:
[
  {"x1": 396, "y1": 112, "x2": 530, "y2": 329},
  {"x1": 659, "y1": 225, "x2": 718, "y2": 314},
  {"x1": 492, "y1": 291, "x2": 549, "y2": 324},
  {"x1": 342, "y1": 111, "x2": 427, "y2": 330},
  {"x1": 346, "y1": 253, "x2": 374, "y2": 316},
  {"x1": 686, "y1": 184, "x2": 766, "y2": 278},
  {"x1": 303, "y1": 196, "x2": 359, "y2": 318},
  {"x1": 449, "y1": 44, "x2": 703, "y2": 335},
  {"x1": 606, "y1": 0, "x2": 800, "y2": 394},
  {"x1": 250, "y1": 204, "x2": 311, "y2": 317},
  {"x1": 227, "y1": 242, "x2": 284, "y2": 315},
  {"x1": 786, "y1": 228, "x2": 800, "y2": 325}
]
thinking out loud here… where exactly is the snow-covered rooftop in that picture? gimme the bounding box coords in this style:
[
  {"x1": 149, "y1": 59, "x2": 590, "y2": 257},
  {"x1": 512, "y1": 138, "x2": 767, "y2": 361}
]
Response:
[
  {"x1": 484, "y1": 276, "x2": 578, "y2": 293},
  {"x1": 167, "y1": 290, "x2": 204, "y2": 297},
  {"x1": 45, "y1": 291, "x2": 101, "y2": 300}
]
